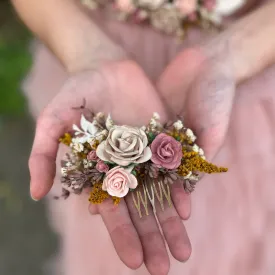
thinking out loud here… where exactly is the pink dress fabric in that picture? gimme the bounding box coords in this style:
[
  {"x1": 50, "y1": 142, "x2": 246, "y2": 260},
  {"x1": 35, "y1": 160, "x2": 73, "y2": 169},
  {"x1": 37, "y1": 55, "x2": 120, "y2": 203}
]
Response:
[{"x1": 23, "y1": 3, "x2": 275, "y2": 274}]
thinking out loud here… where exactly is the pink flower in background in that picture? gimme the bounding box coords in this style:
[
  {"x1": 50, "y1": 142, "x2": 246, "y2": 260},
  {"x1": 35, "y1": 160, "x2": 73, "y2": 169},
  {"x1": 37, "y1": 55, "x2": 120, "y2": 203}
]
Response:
[
  {"x1": 115, "y1": 0, "x2": 136, "y2": 13},
  {"x1": 175, "y1": 0, "x2": 197, "y2": 15},
  {"x1": 151, "y1": 133, "x2": 182, "y2": 169},
  {"x1": 203, "y1": 0, "x2": 216, "y2": 11},
  {"x1": 102, "y1": 167, "x2": 138, "y2": 197},
  {"x1": 96, "y1": 161, "x2": 109, "y2": 173},
  {"x1": 87, "y1": 151, "x2": 98, "y2": 161}
]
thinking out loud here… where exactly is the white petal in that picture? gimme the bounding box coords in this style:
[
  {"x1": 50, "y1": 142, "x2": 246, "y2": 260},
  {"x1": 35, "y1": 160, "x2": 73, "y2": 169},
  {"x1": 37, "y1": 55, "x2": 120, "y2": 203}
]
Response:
[
  {"x1": 80, "y1": 114, "x2": 90, "y2": 132},
  {"x1": 72, "y1": 124, "x2": 82, "y2": 133},
  {"x1": 96, "y1": 142, "x2": 111, "y2": 162},
  {"x1": 87, "y1": 121, "x2": 99, "y2": 136}
]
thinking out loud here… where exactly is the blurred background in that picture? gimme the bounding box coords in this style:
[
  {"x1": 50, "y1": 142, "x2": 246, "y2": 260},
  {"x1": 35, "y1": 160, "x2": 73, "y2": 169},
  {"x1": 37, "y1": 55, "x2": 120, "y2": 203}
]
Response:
[{"x1": 0, "y1": 1, "x2": 57, "y2": 274}]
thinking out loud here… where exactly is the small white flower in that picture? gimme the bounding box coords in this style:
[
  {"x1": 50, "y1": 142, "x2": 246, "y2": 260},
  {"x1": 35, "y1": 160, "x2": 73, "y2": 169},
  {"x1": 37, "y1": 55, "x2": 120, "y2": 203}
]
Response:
[
  {"x1": 192, "y1": 144, "x2": 199, "y2": 153},
  {"x1": 61, "y1": 167, "x2": 68, "y2": 176},
  {"x1": 73, "y1": 142, "x2": 84, "y2": 152},
  {"x1": 66, "y1": 162, "x2": 72, "y2": 167},
  {"x1": 199, "y1": 148, "x2": 204, "y2": 157},
  {"x1": 173, "y1": 120, "x2": 183, "y2": 130},
  {"x1": 153, "y1": 112, "x2": 160, "y2": 120},
  {"x1": 183, "y1": 171, "x2": 192, "y2": 180},
  {"x1": 150, "y1": 118, "x2": 157, "y2": 128},
  {"x1": 83, "y1": 159, "x2": 89, "y2": 169},
  {"x1": 186, "y1": 128, "x2": 196, "y2": 142}
]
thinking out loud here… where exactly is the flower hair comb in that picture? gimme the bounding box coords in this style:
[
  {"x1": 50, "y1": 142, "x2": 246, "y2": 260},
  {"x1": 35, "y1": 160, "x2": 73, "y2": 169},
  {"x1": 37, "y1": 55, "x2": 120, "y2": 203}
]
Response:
[{"x1": 59, "y1": 108, "x2": 227, "y2": 217}]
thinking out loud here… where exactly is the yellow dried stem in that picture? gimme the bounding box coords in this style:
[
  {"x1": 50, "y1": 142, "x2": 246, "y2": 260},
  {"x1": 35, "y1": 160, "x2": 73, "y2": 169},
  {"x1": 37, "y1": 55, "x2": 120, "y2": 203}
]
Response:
[
  {"x1": 112, "y1": 197, "x2": 121, "y2": 205},
  {"x1": 59, "y1": 133, "x2": 72, "y2": 146},
  {"x1": 169, "y1": 130, "x2": 193, "y2": 144},
  {"x1": 179, "y1": 149, "x2": 228, "y2": 175},
  {"x1": 89, "y1": 183, "x2": 109, "y2": 204}
]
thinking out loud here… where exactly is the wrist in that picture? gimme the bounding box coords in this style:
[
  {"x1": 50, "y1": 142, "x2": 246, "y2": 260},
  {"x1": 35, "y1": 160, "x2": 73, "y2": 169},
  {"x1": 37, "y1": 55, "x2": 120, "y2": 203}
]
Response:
[
  {"x1": 201, "y1": 1, "x2": 275, "y2": 85},
  {"x1": 225, "y1": 1, "x2": 275, "y2": 83}
]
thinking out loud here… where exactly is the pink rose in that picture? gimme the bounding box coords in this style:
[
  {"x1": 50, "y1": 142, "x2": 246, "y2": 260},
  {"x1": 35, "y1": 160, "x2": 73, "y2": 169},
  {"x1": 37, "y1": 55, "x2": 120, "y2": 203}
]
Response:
[
  {"x1": 96, "y1": 161, "x2": 109, "y2": 173},
  {"x1": 87, "y1": 151, "x2": 98, "y2": 161},
  {"x1": 102, "y1": 167, "x2": 138, "y2": 198},
  {"x1": 175, "y1": 0, "x2": 197, "y2": 15},
  {"x1": 150, "y1": 133, "x2": 182, "y2": 169}
]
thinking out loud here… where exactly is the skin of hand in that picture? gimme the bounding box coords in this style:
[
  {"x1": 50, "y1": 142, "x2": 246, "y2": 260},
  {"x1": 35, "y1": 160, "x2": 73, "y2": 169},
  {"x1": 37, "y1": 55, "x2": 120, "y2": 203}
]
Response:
[{"x1": 29, "y1": 59, "x2": 192, "y2": 275}]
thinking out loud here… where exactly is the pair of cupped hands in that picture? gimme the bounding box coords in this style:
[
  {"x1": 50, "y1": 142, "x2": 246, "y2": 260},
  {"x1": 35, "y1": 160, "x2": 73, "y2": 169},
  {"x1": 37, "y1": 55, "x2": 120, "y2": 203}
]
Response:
[{"x1": 28, "y1": 29, "x2": 235, "y2": 275}]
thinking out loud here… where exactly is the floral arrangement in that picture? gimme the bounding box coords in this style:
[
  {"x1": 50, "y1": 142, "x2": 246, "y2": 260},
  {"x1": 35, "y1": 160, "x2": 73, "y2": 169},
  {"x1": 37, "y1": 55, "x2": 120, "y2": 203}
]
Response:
[
  {"x1": 59, "y1": 110, "x2": 227, "y2": 217},
  {"x1": 81, "y1": 0, "x2": 221, "y2": 38}
]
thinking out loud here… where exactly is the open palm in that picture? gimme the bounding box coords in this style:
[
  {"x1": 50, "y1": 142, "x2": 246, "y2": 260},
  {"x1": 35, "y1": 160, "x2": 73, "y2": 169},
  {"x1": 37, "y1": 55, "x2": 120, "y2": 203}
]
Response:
[{"x1": 29, "y1": 60, "x2": 191, "y2": 275}]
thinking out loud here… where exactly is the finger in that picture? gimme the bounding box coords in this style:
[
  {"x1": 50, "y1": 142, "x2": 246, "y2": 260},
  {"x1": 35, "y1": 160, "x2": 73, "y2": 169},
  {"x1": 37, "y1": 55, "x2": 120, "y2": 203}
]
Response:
[
  {"x1": 125, "y1": 194, "x2": 170, "y2": 275},
  {"x1": 157, "y1": 48, "x2": 205, "y2": 116},
  {"x1": 29, "y1": 111, "x2": 68, "y2": 200},
  {"x1": 153, "y1": 184, "x2": 192, "y2": 262},
  {"x1": 98, "y1": 198, "x2": 143, "y2": 270},
  {"x1": 88, "y1": 204, "x2": 99, "y2": 215},
  {"x1": 184, "y1": 54, "x2": 235, "y2": 160},
  {"x1": 171, "y1": 180, "x2": 191, "y2": 220}
]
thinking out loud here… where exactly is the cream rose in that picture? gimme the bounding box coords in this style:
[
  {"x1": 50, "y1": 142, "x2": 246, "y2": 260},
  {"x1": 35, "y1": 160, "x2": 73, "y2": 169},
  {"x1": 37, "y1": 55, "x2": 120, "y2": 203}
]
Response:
[
  {"x1": 102, "y1": 166, "x2": 138, "y2": 197},
  {"x1": 96, "y1": 126, "x2": 152, "y2": 166}
]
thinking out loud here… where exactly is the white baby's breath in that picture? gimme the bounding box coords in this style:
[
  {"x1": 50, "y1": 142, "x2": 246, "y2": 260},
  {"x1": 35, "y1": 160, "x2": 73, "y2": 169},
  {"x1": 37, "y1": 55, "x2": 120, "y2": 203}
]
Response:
[
  {"x1": 173, "y1": 120, "x2": 183, "y2": 130},
  {"x1": 192, "y1": 144, "x2": 199, "y2": 153},
  {"x1": 199, "y1": 148, "x2": 204, "y2": 157},
  {"x1": 73, "y1": 142, "x2": 84, "y2": 152},
  {"x1": 186, "y1": 128, "x2": 196, "y2": 142},
  {"x1": 153, "y1": 112, "x2": 160, "y2": 120}
]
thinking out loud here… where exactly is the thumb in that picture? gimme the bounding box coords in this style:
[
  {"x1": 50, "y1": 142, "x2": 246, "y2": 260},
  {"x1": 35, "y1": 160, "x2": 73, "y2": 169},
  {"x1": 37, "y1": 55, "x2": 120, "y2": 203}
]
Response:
[{"x1": 184, "y1": 56, "x2": 236, "y2": 160}]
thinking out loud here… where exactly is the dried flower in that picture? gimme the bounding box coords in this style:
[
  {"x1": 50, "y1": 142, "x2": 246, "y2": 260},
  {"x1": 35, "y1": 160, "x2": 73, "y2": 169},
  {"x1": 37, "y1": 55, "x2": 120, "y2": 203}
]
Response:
[
  {"x1": 87, "y1": 150, "x2": 98, "y2": 161},
  {"x1": 150, "y1": 4, "x2": 182, "y2": 34},
  {"x1": 59, "y1": 133, "x2": 72, "y2": 146},
  {"x1": 137, "y1": 0, "x2": 167, "y2": 10},
  {"x1": 185, "y1": 128, "x2": 196, "y2": 142},
  {"x1": 96, "y1": 125, "x2": 152, "y2": 166},
  {"x1": 72, "y1": 142, "x2": 84, "y2": 152},
  {"x1": 102, "y1": 166, "x2": 138, "y2": 197},
  {"x1": 151, "y1": 133, "x2": 182, "y2": 169},
  {"x1": 173, "y1": 120, "x2": 184, "y2": 130},
  {"x1": 89, "y1": 183, "x2": 110, "y2": 204},
  {"x1": 96, "y1": 161, "x2": 109, "y2": 173}
]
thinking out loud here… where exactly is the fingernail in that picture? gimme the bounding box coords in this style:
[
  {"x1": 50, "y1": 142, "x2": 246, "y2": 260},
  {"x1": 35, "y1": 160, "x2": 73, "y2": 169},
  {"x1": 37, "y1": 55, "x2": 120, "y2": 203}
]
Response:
[{"x1": 30, "y1": 192, "x2": 39, "y2": 201}]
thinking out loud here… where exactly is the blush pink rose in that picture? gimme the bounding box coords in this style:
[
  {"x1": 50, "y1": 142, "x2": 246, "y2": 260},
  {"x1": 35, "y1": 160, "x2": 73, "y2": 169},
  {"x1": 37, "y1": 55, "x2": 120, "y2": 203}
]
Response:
[
  {"x1": 87, "y1": 151, "x2": 98, "y2": 161},
  {"x1": 102, "y1": 167, "x2": 138, "y2": 198},
  {"x1": 96, "y1": 161, "x2": 109, "y2": 173},
  {"x1": 150, "y1": 133, "x2": 183, "y2": 169}
]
